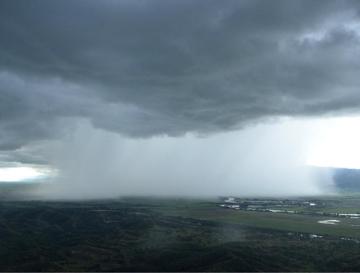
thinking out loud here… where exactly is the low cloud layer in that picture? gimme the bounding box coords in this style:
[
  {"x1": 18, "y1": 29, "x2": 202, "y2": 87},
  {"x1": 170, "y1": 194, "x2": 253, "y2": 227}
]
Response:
[{"x1": 0, "y1": 1, "x2": 358, "y2": 197}]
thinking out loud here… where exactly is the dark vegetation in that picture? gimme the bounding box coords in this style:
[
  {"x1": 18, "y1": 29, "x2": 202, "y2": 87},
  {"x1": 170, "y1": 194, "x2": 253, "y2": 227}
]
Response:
[{"x1": 1, "y1": 198, "x2": 360, "y2": 271}]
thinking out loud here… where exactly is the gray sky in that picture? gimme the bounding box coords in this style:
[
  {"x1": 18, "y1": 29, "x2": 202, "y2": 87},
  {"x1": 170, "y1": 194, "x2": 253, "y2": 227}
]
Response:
[{"x1": 0, "y1": 0, "x2": 359, "y2": 198}]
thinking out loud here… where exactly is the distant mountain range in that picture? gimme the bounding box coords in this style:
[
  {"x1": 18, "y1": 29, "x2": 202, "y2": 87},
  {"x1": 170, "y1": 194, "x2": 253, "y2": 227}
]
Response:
[
  {"x1": 332, "y1": 168, "x2": 360, "y2": 192},
  {"x1": 0, "y1": 182, "x2": 40, "y2": 200}
]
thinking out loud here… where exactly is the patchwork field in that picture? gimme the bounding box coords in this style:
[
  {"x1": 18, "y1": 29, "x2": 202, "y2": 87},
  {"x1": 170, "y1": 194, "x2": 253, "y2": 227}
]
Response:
[{"x1": 152, "y1": 198, "x2": 360, "y2": 238}]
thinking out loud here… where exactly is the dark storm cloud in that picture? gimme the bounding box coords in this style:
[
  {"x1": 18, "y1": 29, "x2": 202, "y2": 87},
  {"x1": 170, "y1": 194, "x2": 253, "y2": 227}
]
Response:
[{"x1": 1, "y1": 0, "x2": 360, "y2": 151}]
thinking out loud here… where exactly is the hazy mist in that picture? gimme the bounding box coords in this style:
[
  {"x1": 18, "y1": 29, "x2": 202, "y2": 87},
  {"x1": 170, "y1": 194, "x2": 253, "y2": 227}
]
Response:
[{"x1": 31, "y1": 118, "x2": 333, "y2": 199}]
